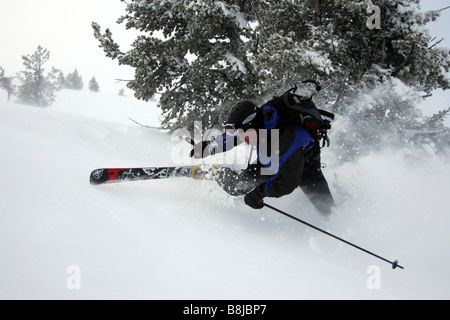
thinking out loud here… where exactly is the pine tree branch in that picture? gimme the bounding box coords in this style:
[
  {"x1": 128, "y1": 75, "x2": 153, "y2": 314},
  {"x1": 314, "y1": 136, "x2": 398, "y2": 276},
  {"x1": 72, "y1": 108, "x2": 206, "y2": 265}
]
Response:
[
  {"x1": 128, "y1": 117, "x2": 162, "y2": 130},
  {"x1": 114, "y1": 79, "x2": 133, "y2": 83},
  {"x1": 436, "y1": 5, "x2": 450, "y2": 13},
  {"x1": 251, "y1": 2, "x2": 269, "y2": 39},
  {"x1": 429, "y1": 38, "x2": 444, "y2": 49},
  {"x1": 432, "y1": 107, "x2": 450, "y2": 122}
]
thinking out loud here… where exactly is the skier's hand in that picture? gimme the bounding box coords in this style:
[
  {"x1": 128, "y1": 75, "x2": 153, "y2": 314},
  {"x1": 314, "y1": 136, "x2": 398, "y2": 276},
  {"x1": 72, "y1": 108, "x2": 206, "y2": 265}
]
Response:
[{"x1": 244, "y1": 189, "x2": 265, "y2": 209}]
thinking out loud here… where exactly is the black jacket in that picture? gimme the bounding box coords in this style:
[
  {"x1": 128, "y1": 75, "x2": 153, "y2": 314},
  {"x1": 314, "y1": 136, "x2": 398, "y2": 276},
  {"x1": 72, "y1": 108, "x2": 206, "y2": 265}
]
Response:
[{"x1": 254, "y1": 124, "x2": 316, "y2": 198}]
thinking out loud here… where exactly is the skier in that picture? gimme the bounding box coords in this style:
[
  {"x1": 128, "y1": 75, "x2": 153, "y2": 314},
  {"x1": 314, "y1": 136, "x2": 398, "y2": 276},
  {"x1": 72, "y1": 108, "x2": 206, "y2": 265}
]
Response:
[{"x1": 192, "y1": 99, "x2": 335, "y2": 214}]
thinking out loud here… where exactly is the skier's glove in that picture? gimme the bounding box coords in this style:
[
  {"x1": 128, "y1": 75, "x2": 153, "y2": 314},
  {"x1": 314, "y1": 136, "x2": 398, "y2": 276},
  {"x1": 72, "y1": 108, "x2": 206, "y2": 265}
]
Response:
[
  {"x1": 244, "y1": 189, "x2": 265, "y2": 209},
  {"x1": 187, "y1": 140, "x2": 215, "y2": 159}
]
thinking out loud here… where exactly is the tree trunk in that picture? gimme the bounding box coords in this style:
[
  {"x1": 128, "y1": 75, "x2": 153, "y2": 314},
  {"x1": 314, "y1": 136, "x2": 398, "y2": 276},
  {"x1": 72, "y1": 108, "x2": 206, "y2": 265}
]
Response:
[{"x1": 313, "y1": 0, "x2": 321, "y2": 26}]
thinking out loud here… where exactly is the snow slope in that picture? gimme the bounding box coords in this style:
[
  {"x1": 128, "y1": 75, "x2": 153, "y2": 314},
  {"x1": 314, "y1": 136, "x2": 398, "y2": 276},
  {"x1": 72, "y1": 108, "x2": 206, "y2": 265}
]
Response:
[{"x1": 0, "y1": 89, "x2": 449, "y2": 300}]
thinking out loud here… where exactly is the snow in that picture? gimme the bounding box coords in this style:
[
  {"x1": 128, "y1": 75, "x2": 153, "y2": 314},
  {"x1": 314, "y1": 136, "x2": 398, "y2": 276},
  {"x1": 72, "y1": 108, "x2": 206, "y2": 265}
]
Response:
[
  {"x1": 215, "y1": 1, "x2": 248, "y2": 30},
  {"x1": 225, "y1": 52, "x2": 247, "y2": 74},
  {"x1": 1, "y1": 89, "x2": 450, "y2": 300}
]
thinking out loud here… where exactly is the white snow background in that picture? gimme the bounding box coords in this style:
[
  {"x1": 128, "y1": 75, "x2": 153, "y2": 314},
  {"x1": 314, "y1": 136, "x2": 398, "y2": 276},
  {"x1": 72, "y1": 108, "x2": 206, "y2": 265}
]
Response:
[{"x1": 1, "y1": 89, "x2": 449, "y2": 299}]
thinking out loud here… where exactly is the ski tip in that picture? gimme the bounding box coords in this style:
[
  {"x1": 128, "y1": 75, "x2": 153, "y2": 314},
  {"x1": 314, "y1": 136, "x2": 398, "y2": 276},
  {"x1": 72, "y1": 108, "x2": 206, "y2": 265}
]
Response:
[{"x1": 90, "y1": 168, "x2": 108, "y2": 185}]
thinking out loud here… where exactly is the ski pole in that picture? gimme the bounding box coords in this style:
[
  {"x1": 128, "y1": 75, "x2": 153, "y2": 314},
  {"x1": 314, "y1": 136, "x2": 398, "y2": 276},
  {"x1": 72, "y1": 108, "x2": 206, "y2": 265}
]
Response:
[{"x1": 263, "y1": 203, "x2": 404, "y2": 270}]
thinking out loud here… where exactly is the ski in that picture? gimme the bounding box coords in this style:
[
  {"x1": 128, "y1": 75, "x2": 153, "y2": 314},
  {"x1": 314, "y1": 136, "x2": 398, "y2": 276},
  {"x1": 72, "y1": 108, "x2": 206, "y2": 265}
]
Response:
[{"x1": 89, "y1": 165, "x2": 218, "y2": 185}]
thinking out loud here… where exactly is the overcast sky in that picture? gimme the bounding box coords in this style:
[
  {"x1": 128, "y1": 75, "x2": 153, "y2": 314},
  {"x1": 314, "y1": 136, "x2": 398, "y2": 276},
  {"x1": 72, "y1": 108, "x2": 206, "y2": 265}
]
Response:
[{"x1": 0, "y1": 0, "x2": 448, "y2": 114}]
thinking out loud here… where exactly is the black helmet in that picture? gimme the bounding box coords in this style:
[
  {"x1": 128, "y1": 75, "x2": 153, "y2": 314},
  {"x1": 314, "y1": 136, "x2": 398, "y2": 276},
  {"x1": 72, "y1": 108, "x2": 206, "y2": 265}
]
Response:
[{"x1": 224, "y1": 100, "x2": 261, "y2": 132}]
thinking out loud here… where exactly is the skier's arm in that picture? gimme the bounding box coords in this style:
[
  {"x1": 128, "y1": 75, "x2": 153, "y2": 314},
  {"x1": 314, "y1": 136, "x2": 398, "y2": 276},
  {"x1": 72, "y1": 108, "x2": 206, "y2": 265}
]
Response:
[
  {"x1": 191, "y1": 133, "x2": 242, "y2": 158},
  {"x1": 213, "y1": 132, "x2": 242, "y2": 153}
]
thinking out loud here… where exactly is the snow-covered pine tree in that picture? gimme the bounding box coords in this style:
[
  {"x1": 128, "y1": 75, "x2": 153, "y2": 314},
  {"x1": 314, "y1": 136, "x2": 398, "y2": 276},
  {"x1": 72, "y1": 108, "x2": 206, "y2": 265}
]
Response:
[
  {"x1": 88, "y1": 76, "x2": 100, "y2": 92},
  {"x1": 249, "y1": 0, "x2": 448, "y2": 110},
  {"x1": 93, "y1": 0, "x2": 258, "y2": 130},
  {"x1": 0, "y1": 66, "x2": 15, "y2": 102},
  {"x1": 56, "y1": 70, "x2": 66, "y2": 90},
  {"x1": 16, "y1": 46, "x2": 59, "y2": 107},
  {"x1": 93, "y1": 0, "x2": 449, "y2": 154},
  {"x1": 66, "y1": 68, "x2": 84, "y2": 90},
  {"x1": 300, "y1": 0, "x2": 450, "y2": 157},
  {"x1": 250, "y1": 0, "x2": 449, "y2": 156}
]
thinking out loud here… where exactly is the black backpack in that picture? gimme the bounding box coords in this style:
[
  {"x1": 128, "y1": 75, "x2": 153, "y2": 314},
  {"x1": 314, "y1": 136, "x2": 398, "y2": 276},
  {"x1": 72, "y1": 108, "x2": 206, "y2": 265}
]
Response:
[{"x1": 264, "y1": 80, "x2": 335, "y2": 147}]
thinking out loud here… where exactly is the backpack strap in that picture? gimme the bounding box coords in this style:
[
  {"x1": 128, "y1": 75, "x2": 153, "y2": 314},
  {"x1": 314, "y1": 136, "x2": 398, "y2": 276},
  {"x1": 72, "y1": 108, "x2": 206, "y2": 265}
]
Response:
[{"x1": 282, "y1": 93, "x2": 324, "y2": 124}]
